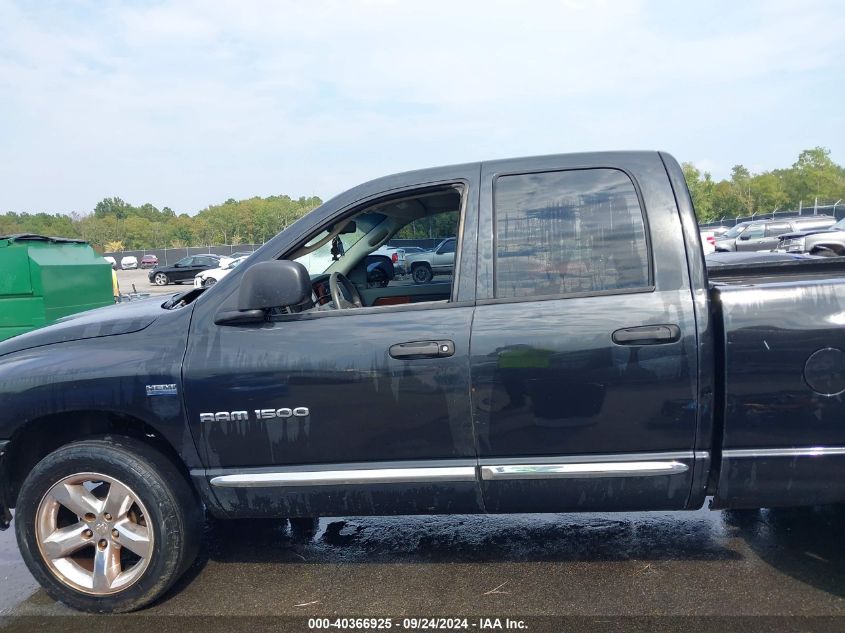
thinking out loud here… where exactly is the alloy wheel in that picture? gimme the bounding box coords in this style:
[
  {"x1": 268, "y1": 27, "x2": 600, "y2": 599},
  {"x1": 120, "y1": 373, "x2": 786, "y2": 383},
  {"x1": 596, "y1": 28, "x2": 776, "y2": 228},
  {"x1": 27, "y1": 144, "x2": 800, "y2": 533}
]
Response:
[{"x1": 35, "y1": 473, "x2": 154, "y2": 595}]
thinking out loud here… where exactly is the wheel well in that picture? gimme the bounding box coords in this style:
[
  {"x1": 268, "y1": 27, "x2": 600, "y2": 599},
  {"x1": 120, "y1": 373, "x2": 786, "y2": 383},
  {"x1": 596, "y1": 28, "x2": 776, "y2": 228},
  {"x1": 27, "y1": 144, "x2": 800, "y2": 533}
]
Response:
[
  {"x1": 813, "y1": 243, "x2": 844, "y2": 255},
  {"x1": 411, "y1": 261, "x2": 431, "y2": 270},
  {"x1": 5, "y1": 411, "x2": 190, "y2": 509}
]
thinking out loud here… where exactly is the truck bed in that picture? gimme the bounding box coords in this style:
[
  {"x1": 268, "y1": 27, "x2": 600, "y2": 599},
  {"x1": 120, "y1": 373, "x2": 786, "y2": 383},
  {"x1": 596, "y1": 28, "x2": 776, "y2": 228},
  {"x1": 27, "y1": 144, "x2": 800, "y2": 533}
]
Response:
[
  {"x1": 708, "y1": 262, "x2": 845, "y2": 508},
  {"x1": 707, "y1": 256, "x2": 845, "y2": 285}
]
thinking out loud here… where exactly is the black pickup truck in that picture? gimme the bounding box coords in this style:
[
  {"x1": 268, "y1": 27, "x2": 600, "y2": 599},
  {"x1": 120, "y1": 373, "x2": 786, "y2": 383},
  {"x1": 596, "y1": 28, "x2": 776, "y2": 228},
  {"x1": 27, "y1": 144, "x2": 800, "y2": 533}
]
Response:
[{"x1": 2, "y1": 151, "x2": 845, "y2": 613}]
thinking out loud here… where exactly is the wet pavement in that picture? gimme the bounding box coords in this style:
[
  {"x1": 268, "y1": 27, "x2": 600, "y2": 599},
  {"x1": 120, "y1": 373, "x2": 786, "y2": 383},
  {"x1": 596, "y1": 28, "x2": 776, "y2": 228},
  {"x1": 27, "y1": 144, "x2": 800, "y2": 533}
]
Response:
[{"x1": 2, "y1": 504, "x2": 845, "y2": 627}]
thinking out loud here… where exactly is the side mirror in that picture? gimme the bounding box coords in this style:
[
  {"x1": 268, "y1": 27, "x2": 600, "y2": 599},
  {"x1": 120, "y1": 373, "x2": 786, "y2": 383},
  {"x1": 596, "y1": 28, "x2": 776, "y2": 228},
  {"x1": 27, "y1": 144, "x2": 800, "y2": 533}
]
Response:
[{"x1": 215, "y1": 260, "x2": 311, "y2": 325}]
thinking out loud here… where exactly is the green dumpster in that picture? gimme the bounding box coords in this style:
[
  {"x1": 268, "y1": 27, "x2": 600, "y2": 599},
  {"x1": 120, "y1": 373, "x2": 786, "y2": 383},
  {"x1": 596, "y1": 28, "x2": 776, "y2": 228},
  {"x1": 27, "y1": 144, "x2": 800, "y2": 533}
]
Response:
[{"x1": 0, "y1": 234, "x2": 114, "y2": 342}]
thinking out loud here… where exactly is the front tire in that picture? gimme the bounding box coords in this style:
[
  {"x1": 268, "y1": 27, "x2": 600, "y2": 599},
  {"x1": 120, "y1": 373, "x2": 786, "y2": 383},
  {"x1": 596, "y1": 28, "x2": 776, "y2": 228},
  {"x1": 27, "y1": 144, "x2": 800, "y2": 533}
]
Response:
[
  {"x1": 412, "y1": 263, "x2": 433, "y2": 284},
  {"x1": 14, "y1": 437, "x2": 201, "y2": 613},
  {"x1": 202, "y1": 278, "x2": 217, "y2": 287},
  {"x1": 153, "y1": 273, "x2": 169, "y2": 286}
]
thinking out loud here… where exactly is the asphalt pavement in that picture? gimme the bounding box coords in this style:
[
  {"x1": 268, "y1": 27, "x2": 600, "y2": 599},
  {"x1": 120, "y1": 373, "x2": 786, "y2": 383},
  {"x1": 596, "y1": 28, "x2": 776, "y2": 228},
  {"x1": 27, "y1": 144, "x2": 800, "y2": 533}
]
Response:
[
  {"x1": 115, "y1": 268, "x2": 187, "y2": 297},
  {"x1": 2, "y1": 503, "x2": 845, "y2": 630}
]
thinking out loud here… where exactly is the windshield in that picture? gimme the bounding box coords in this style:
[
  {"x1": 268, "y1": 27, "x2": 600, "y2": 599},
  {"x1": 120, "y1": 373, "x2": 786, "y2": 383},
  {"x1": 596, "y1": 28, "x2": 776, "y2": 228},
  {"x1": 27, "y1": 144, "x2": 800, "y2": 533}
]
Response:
[
  {"x1": 831, "y1": 218, "x2": 845, "y2": 230},
  {"x1": 721, "y1": 223, "x2": 747, "y2": 239},
  {"x1": 293, "y1": 213, "x2": 383, "y2": 275}
]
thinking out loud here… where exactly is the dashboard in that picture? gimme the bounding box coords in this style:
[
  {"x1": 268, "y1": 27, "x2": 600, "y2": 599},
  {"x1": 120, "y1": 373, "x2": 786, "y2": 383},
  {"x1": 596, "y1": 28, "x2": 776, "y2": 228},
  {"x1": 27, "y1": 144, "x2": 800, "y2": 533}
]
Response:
[{"x1": 312, "y1": 275, "x2": 332, "y2": 306}]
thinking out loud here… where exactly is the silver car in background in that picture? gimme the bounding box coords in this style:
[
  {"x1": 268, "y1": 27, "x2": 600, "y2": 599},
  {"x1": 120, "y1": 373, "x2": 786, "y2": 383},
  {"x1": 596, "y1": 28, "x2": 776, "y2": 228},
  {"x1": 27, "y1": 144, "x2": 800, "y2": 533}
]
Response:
[{"x1": 405, "y1": 237, "x2": 456, "y2": 283}]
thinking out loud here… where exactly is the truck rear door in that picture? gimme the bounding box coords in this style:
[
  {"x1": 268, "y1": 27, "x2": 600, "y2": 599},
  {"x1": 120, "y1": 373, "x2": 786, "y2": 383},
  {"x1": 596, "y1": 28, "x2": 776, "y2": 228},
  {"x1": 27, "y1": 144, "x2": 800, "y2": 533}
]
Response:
[{"x1": 470, "y1": 152, "x2": 701, "y2": 512}]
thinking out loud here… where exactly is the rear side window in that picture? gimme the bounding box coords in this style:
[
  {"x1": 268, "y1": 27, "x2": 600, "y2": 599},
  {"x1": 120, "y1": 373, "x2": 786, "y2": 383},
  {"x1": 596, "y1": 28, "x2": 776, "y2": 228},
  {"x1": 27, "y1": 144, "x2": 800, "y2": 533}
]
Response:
[
  {"x1": 766, "y1": 223, "x2": 790, "y2": 237},
  {"x1": 494, "y1": 169, "x2": 650, "y2": 299}
]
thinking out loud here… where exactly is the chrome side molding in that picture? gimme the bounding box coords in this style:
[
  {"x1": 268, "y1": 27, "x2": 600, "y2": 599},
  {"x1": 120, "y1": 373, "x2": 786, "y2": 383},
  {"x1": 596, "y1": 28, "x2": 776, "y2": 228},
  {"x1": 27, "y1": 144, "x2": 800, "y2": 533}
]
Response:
[
  {"x1": 480, "y1": 460, "x2": 689, "y2": 481},
  {"x1": 208, "y1": 452, "x2": 703, "y2": 488},
  {"x1": 723, "y1": 446, "x2": 845, "y2": 458},
  {"x1": 211, "y1": 466, "x2": 476, "y2": 488}
]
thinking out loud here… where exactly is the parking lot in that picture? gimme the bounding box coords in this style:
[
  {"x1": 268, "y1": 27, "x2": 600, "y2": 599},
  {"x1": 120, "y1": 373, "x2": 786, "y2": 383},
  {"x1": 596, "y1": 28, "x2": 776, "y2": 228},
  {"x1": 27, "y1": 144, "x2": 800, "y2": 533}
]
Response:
[
  {"x1": 2, "y1": 504, "x2": 845, "y2": 628},
  {"x1": 115, "y1": 268, "x2": 188, "y2": 297}
]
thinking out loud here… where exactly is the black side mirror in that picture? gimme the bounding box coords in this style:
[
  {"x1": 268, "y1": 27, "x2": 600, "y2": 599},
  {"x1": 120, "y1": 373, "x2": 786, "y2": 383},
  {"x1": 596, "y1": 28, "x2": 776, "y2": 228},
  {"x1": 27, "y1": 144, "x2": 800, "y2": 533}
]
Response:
[{"x1": 215, "y1": 260, "x2": 311, "y2": 325}]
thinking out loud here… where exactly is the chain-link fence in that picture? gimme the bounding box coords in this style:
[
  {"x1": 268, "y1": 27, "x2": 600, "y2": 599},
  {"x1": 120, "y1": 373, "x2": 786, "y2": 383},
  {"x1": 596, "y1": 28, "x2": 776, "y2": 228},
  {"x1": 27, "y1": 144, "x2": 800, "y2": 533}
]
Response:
[
  {"x1": 700, "y1": 202, "x2": 844, "y2": 229},
  {"x1": 103, "y1": 244, "x2": 264, "y2": 266}
]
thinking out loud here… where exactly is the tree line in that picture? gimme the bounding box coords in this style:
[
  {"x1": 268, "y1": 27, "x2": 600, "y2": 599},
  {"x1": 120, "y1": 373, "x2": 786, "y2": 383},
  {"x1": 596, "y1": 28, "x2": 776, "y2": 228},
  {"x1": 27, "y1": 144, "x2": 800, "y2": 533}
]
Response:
[
  {"x1": 683, "y1": 147, "x2": 845, "y2": 223},
  {"x1": 0, "y1": 147, "x2": 842, "y2": 250},
  {"x1": 0, "y1": 195, "x2": 323, "y2": 252}
]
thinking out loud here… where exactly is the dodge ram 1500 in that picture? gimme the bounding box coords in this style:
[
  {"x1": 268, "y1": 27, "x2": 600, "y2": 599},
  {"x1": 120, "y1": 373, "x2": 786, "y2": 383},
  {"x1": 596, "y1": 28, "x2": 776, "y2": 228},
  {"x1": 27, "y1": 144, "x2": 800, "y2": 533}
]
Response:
[{"x1": 2, "y1": 151, "x2": 845, "y2": 612}]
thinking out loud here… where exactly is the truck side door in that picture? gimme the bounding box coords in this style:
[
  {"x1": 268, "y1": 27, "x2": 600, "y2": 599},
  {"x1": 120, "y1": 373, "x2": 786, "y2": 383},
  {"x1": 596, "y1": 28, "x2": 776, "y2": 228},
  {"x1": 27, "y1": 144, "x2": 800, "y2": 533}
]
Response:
[
  {"x1": 470, "y1": 153, "x2": 700, "y2": 512},
  {"x1": 760, "y1": 222, "x2": 791, "y2": 251},
  {"x1": 182, "y1": 168, "x2": 483, "y2": 518}
]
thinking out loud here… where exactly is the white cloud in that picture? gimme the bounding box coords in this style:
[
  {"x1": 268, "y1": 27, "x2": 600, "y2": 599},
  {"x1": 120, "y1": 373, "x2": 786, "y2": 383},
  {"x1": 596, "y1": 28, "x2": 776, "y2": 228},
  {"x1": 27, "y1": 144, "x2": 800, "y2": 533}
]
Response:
[{"x1": 0, "y1": 0, "x2": 843, "y2": 212}]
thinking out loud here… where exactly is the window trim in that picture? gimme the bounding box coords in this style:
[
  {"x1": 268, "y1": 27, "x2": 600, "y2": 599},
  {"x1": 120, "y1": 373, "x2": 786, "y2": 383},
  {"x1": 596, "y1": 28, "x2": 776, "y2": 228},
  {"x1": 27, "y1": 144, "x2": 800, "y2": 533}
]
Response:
[
  {"x1": 490, "y1": 166, "x2": 654, "y2": 302},
  {"x1": 277, "y1": 180, "x2": 470, "y2": 311},
  {"x1": 269, "y1": 298, "x2": 476, "y2": 323}
]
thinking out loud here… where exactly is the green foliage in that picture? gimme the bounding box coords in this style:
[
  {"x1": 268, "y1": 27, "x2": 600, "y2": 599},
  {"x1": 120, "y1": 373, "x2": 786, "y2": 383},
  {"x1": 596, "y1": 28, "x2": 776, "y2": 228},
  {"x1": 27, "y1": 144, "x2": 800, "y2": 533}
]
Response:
[
  {"x1": 2, "y1": 147, "x2": 842, "y2": 247},
  {"x1": 0, "y1": 194, "x2": 322, "y2": 251},
  {"x1": 396, "y1": 211, "x2": 459, "y2": 240},
  {"x1": 684, "y1": 147, "x2": 845, "y2": 222}
]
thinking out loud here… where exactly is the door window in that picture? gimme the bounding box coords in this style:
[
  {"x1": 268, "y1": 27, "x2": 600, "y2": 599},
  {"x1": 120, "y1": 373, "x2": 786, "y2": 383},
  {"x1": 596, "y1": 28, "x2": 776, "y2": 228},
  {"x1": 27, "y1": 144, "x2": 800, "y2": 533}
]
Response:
[
  {"x1": 437, "y1": 238, "x2": 456, "y2": 255},
  {"x1": 493, "y1": 169, "x2": 650, "y2": 299},
  {"x1": 286, "y1": 185, "x2": 465, "y2": 308},
  {"x1": 743, "y1": 225, "x2": 765, "y2": 239}
]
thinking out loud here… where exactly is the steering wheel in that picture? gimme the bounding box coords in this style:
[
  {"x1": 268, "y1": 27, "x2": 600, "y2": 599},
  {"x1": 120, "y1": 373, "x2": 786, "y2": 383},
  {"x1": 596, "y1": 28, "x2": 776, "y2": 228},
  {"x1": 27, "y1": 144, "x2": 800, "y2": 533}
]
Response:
[{"x1": 329, "y1": 272, "x2": 363, "y2": 309}]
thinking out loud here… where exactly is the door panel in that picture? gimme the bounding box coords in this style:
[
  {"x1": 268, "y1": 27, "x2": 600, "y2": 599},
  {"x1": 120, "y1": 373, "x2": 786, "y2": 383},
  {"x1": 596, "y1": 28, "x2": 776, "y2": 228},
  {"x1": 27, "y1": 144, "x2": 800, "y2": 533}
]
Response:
[
  {"x1": 183, "y1": 305, "x2": 481, "y2": 515},
  {"x1": 471, "y1": 291, "x2": 698, "y2": 511},
  {"x1": 471, "y1": 153, "x2": 700, "y2": 513},
  {"x1": 186, "y1": 307, "x2": 476, "y2": 467}
]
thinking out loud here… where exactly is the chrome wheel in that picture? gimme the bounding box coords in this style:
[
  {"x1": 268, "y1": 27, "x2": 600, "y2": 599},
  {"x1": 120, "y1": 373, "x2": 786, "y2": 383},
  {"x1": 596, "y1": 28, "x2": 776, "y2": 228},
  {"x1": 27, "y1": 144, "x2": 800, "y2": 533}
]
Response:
[
  {"x1": 153, "y1": 273, "x2": 168, "y2": 286},
  {"x1": 202, "y1": 277, "x2": 216, "y2": 287},
  {"x1": 35, "y1": 472, "x2": 154, "y2": 596}
]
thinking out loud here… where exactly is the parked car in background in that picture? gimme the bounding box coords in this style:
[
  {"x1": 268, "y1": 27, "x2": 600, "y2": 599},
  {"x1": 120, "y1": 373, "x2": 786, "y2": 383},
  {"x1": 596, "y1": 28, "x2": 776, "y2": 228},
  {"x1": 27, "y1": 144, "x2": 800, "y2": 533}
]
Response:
[
  {"x1": 148, "y1": 254, "x2": 222, "y2": 286},
  {"x1": 139, "y1": 254, "x2": 158, "y2": 269},
  {"x1": 699, "y1": 230, "x2": 716, "y2": 254},
  {"x1": 405, "y1": 237, "x2": 456, "y2": 283},
  {"x1": 372, "y1": 245, "x2": 407, "y2": 274},
  {"x1": 219, "y1": 251, "x2": 255, "y2": 268},
  {"x1": 193, "y1": 256, "x2": 248, "y2": 288},
  {"x1": 120, "y1": 255, "x2": 138, "y2": 270},
  {"x1": 399, "y1": 246, "x2": 430, "y2": 254},
  {"x1": 715, "y1": 216, "x2": 836, "y2": 252},
  {"x1": 103, "y1": 256, "x2": 117, "y2": 269},
  {"x1": 364, "y1": 254, "x2": 395, "y2": 288},
  {"x1": 777, "y1": 217, "x2": 845, "y2": 256}
]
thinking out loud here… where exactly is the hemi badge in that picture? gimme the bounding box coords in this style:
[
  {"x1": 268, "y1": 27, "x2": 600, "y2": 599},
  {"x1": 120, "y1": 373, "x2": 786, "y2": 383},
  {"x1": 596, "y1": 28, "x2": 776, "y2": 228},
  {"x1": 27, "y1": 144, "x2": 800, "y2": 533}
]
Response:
[{"x1": 146, "y1": 384, "x2": 177, "y2": 396}]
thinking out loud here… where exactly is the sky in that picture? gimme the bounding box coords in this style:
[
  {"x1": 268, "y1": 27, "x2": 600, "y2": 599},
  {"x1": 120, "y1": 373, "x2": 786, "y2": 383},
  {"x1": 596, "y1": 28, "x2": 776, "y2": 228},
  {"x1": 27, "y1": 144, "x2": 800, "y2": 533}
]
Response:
[{"x1": 1, "y1": 0, "x2": 843, "y2": 215}]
